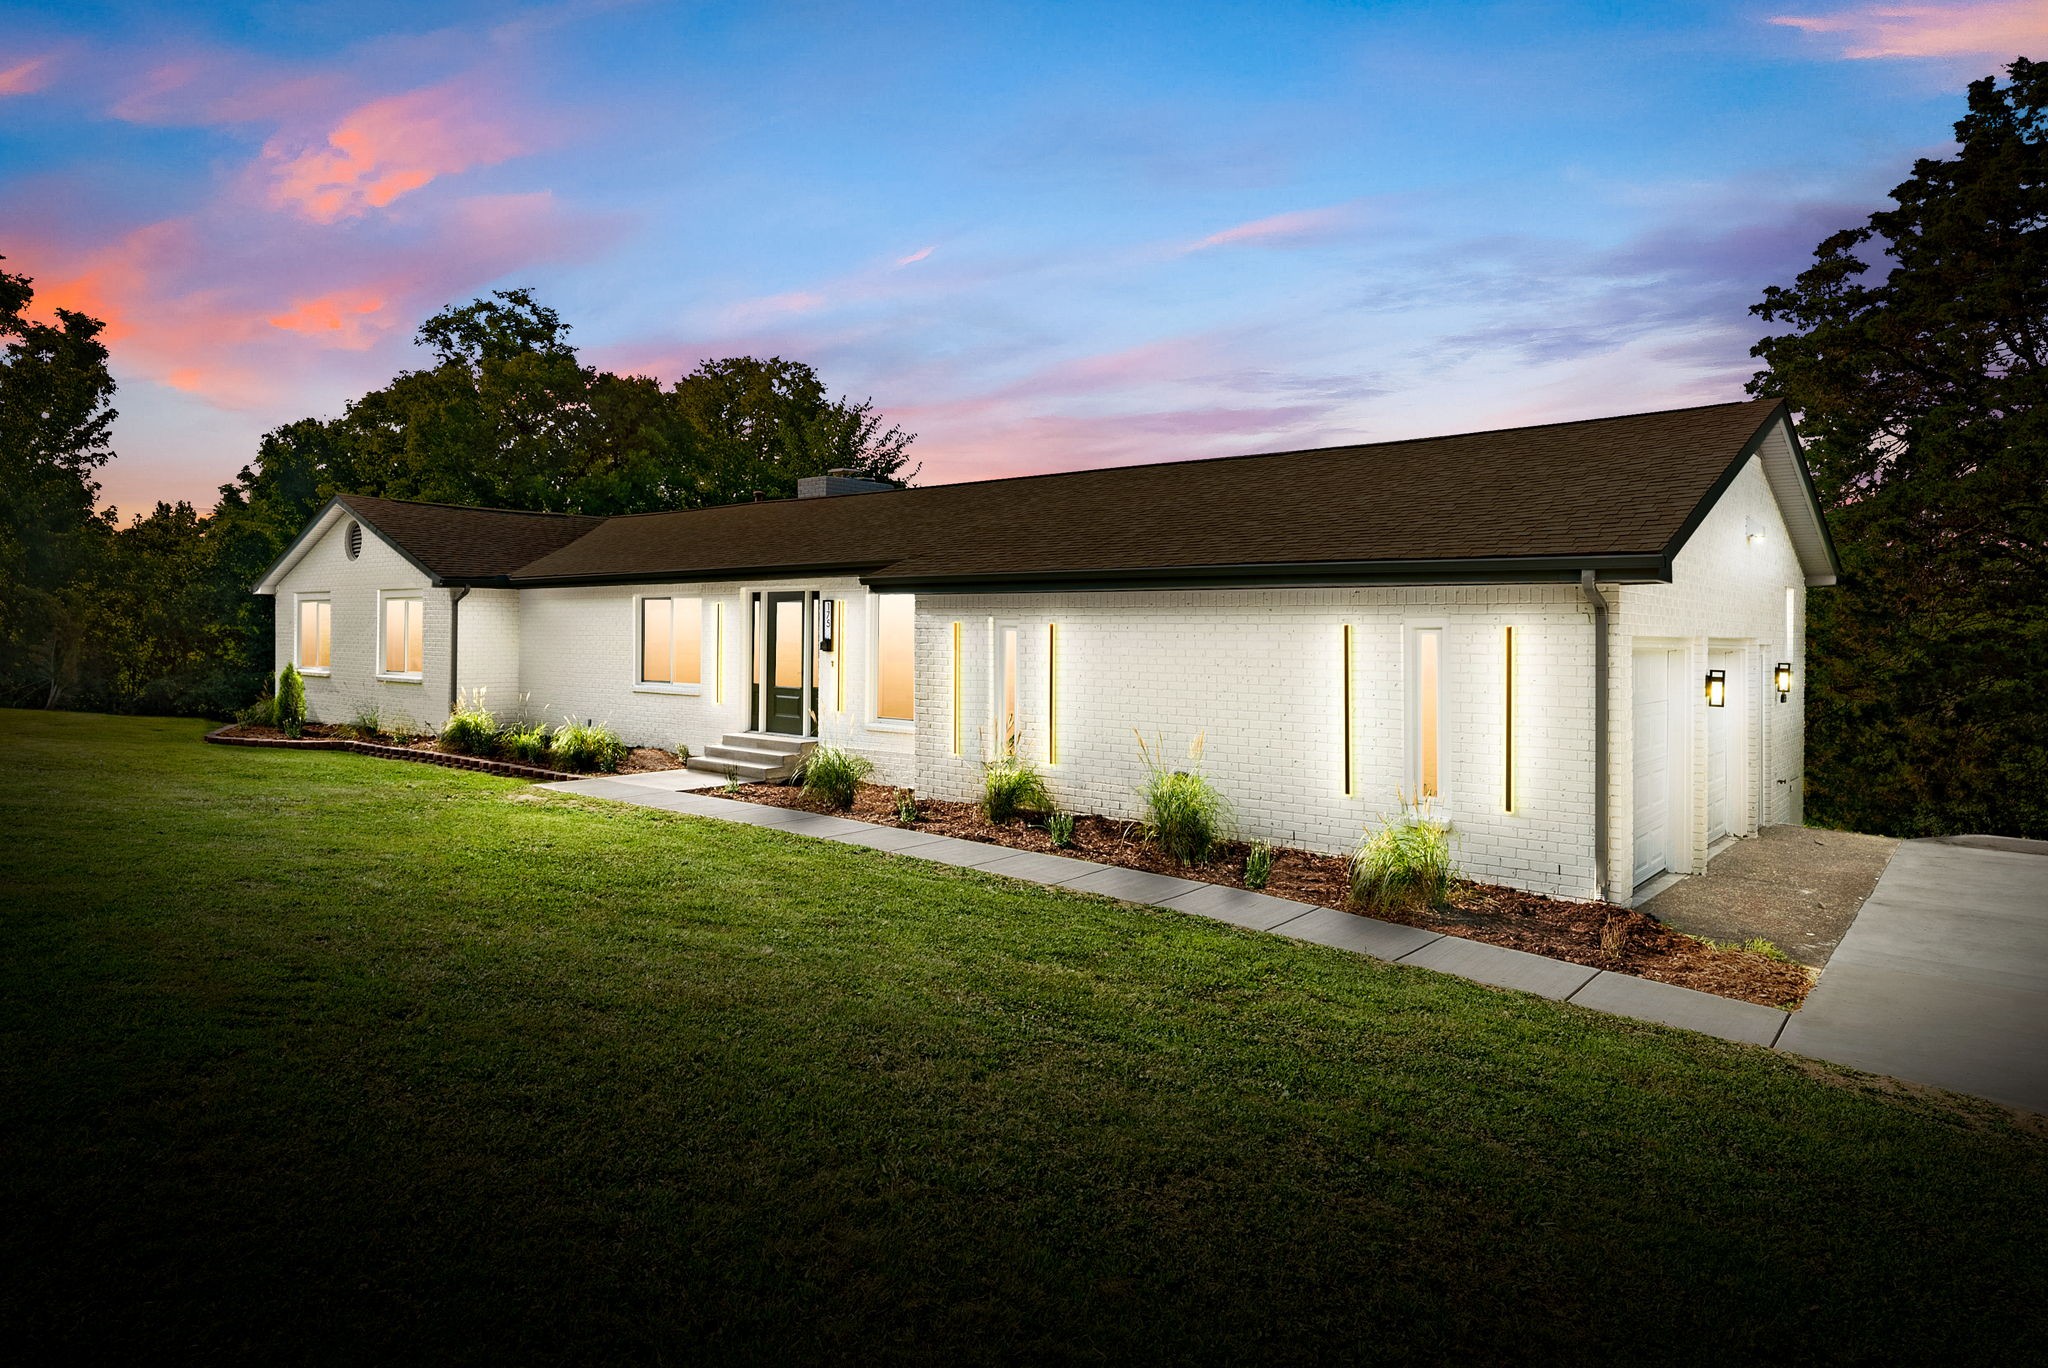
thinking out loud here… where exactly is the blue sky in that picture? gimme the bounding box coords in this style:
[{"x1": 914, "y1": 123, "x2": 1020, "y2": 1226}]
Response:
[{"x1": 2, "y1": 1, "x2": 2040, "y2": 513}]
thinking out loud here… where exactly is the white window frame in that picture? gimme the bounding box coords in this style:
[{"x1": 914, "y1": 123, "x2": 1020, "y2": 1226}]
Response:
[
  {"x1": 1406, "y1": 622, "x2": 1448, "y2": 808},
  {"x1": 633, "y1": 593, "x2": 705, "y2": 695},
  {"x1": 293, "y1": 593, "x2": 332, "y2": 676},
  {"x1": 866, "y1": 590, "x2": 916, "y2": 733},
  {"x1": 376, "y1": 591, "x2": 425, "y2": 682}
]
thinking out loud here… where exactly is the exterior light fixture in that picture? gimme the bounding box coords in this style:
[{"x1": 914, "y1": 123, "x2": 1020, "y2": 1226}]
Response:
[
  {"x1": 1705, "y1": 669, "x2": 1726, "y2": 708},
  {"x1": 1774, "y1": 661, "x2": 1793, "y2": 700}
]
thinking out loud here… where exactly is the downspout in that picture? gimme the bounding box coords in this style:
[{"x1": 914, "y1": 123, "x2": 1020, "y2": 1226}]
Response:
[
  {"x1": 447, "y1": 587, "x2": 470, "y2": 714},
  {"x1": 1579, "y1": 570, "x2": 1610, "y2": 904}
]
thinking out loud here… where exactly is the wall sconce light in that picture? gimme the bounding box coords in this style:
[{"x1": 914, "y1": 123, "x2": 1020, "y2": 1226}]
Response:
[
  {"x1": 1774, "y1": 661, "x2": 1793, "y2": 700},
  {"x1": 1705, "y1": 669, "x2": 1726, "y2": 707},
  {"x1": 1745, "y1": 516, "x2": 1766, "y2": 546}
]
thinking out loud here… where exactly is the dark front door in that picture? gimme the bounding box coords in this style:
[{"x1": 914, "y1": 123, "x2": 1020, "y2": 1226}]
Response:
[{"x1": 763, "y1": 592, "x2": 809, "y2": 736}]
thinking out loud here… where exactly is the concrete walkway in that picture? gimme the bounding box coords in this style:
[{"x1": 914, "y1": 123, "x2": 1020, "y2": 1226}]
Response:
[
  {"x1": 1778, "y1": 838, "x2": 2048, "y2": 1114},
  {"x1": 543, "y1": 773, "x2": 1793, "y2": 1049}
]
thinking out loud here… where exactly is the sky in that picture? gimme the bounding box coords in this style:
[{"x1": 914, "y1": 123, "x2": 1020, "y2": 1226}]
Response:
[{"x1": 2, "y1": 1, "x2": 2043, "y2": 516}]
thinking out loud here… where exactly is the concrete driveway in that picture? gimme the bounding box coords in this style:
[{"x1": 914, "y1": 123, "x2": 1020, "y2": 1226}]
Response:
[{"x1": 1778, "y1": 837, "x2": 2048, "y2": 1114}]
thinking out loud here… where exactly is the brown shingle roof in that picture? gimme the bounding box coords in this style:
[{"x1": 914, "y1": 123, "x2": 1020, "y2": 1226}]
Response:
[
  {"x1": 338, "y1": 496, "x2": 605, "y2": 584},
  {"x1": 506, "y1": 398, "x2": 1795, "y2": 588}
]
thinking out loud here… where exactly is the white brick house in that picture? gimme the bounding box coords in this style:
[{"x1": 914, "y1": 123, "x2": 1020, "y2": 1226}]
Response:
[{"x1": 256, "y1": 398, "x2": 1838, "y2": 905}]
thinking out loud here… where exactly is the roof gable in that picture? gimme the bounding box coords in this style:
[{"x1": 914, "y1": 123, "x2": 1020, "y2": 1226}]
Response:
[{"x1": 255, "y1": 496, "x2": 605, "y2": 594}]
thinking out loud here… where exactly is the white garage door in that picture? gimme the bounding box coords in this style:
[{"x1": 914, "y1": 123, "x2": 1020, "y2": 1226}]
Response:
[
  {"x1": 1633, "y1": 648, "x2": 1679, "y2": 886},
  {"x1": 1706, "y1": 649, "x2": 1736, "y2": 843}
]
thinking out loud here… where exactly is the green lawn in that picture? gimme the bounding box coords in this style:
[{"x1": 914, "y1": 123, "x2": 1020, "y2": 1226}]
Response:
[{"x1": 3, "y1": 710, "x2": 2044, "y2": 1363}]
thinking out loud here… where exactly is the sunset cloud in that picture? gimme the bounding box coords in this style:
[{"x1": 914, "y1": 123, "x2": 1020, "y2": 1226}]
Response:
[
  {"x1": 1185, "y1": 204, "x2": 1361, "y2": 253},
  {"x1": 895, "y1": 245, "x2": 935, "y2": 266},
  {"x1": 261, "y1": 83, "x2": 524, "y2": 223},
  {"x1": 1770, "y1": 2, "x2": 2048, "y2": 60},
  {"x1": 266, "y1": 291, "x2": 398, "y2": 349},
  {"x1": 0, "y1": 55, "x2": 52, "y2": 95}
]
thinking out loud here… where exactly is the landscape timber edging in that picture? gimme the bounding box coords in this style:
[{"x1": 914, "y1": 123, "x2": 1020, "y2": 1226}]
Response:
[{"x1": 203, "y1": 725, "x2": 582, "y2": 782}]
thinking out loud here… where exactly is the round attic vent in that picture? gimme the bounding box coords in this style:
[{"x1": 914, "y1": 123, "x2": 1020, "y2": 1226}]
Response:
[{"x1": 345, "y1": 520, "x2": 363, "y2": 560}]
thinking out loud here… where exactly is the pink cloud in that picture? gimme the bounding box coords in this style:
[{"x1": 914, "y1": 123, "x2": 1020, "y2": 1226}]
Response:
[
  {"x1": 1185, "y1": 204, "x2": 1359, "y2": 253},
  {"x1": 895, "y1": 245, "x2": 935, "y2": 266},
  {"x1": 267, "y1": 290, "x2": 398, "y2": 349},
  {"x1": 1770, "y1": 2, "x2": 2048, "y2": 59},
  {"x1": 0, "y1": 55, "x2": 52, "y2": 95},
  {"x1": 261, "y1": 82, "x2": 525, "y2": 223}
]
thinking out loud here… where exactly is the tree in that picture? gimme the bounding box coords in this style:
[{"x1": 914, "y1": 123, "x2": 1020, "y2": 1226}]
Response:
[
  {"x1": 670, "y1": 356, "x2": 916, "y2": 505},
  {"x1": 1750, "y1": 58, "x2": 2048, "y2": 837},
  {"x1": 0, "y1": 256, "x2": 117, "y2": 706}
]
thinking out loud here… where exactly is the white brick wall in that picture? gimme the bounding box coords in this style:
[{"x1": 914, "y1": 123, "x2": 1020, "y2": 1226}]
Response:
[
  {"x1": 1608, "y1": 451, "x2": 1808, "y2": 896},
  {"x1": 516, "y1": 577, "x2": 915, "y2": 782},
  {"x1": 270, "y1": 516, "x2": 444, "y2": 732},
  {"x1": 910, "y1": 586, "x2": 1603, "y2": 899}
]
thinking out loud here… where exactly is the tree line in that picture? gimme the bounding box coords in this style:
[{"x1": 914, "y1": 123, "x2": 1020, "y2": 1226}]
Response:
[
  {"x1": 0, "y1": 285, "x2": 913, "y2": 717},
  {"x1": 3, "y1": 59, "x2": 2044, "y2": 837}
]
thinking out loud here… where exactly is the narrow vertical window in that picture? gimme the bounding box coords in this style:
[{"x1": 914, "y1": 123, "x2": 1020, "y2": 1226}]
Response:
[
  {"x1": 297, "y1": 599, "x2": 331, "y2": 672},
  {"x1": 875, "y1": 594, "x2": 915, "y2": 723},
  {"x1": 1046, "y1": 623, "x2": 1060, "y2": 765},
  {"x1": 641, "y1": 598, "x2": 672, "y2": 683},
  {"x1": 996, "y1": 625, "x2": 1020, "y2": 755},
  {"x1": 382, "y1": 596, "x2": 423, "y2": 676},
  {"x1": 1412, "y1": 627, "x2": 1442, "y2": 801},
  {"x1": 1503, "y1": 625, "x2": 1515, "y2": 813},
  {"x1": 949, "y1": 620, "x2": 962, "y2": 755},
  {"x1": 1341, "y1": 624, "x2": 1355, "y2": 797},
  {"x1": 834, "y1": 600, "x2": 846, "y2": 712}
]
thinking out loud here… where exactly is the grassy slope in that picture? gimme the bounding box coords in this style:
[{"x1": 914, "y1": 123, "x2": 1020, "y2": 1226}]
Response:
[{"x1": 2, "y1": 710, "x2": 2043, "y2": 1363}]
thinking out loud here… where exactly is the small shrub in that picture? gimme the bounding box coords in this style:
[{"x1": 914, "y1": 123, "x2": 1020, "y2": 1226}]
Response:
[
  {"x1": 982, "y1": 753, "x2": 1051, "y2": 824},
  {"x1": 1600, "y1": 915, "x2": 1631, "y2": 962},
  {"x1": 551, "y1": 718, "x2": 627, "y2": 773},
  {"x1": 1349, "y1": 799, "x2": 1454, "y2": 913},
  {"x1": 440, "y1": 689, "x2": 498, "y2": 756},
  {"x1": 894, "y1": 788, "x2": 919, "y2": 826},
  {"x1": 722, "y1": 765, "x2": 743, "y2": 793},
  {"x1": 1047, "y1": 810, "x2": 1076, "y2": 848},
  {"x1": 275, "y1": 664, "x2": 306, "y2": 738},
  {"x1": 1244, "y1": 840, "x2": 1273, "y2": 890},
  {"x1": 799, "y1": 745, "x2": 873, "y2": 810},
  {"x1": 236, "y1": 693, "x2": 276, "y2": 728},
  {"x1": 500, "y1": 721, "x2": 552, "y2": 766},
  {"x1": 332, "y1": 702, "x2": 383, "y2": 742},
  {"x1": 675, "y1": 743, "x2": 692, "y2": 763},
  {"x1": 1134, "y1": 730, "x2": 1228, "y2": 865}
]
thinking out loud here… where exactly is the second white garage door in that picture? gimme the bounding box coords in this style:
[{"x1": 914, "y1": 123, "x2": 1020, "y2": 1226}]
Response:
[{"x1": 1632, "y1": 647, "x2": 1686, "y2": 887}]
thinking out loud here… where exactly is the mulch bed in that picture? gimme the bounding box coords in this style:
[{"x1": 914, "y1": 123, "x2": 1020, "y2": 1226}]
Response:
[
  {"x1": 209, "y1": 723, "x2": 685, "y2": 778},
  {"x1": 715, "y1": 780, "x2": 1813, "y2": 1010}
]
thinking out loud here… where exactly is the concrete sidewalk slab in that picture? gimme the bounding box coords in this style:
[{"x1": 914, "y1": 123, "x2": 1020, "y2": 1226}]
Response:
[
  {"x1": 1059, "y1": 864, "x2": 1210, "y2": 906},
  {"x1": 829, "y1": 826, "x2": 954, "y2": 854},
  {"x1": 765, "y1": 812, "x2": 876, "y2": 839},
  {"x1": 970, "y1": 849, "x2": 1112, "y2": 887},
  {"x1": 1278, "y1": 907, "x2": 1442, "y2": 961},
  {"x1": 1398, "y1": 936, "x2": 1600, "y2": 1001},
  {"x1": 891, "y1": 835, "x2": 1020, "y2": 869},
  {"x1": 1161, "y1": 882, "x2": 1317, "y2": 932},
  {"x1": 1569, "y1": 971, "x2": 1788, "y2": 1047}
]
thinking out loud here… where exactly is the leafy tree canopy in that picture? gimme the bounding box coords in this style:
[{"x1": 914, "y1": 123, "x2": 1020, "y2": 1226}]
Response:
[{"x1": 1751, "y1": 58, "x2": 2048, "y2": 837}]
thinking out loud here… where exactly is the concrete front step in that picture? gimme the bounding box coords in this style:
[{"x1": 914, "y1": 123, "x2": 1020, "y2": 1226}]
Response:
[
  {"x1": 704, "y1": 743, "x2": 800, "y2": 767},
  {"x1": 720, "y1": 732, "x2": 810, "y2": 756},
  {"x1": 686, "y1": 755, "x2": 790, "y2": 783}
]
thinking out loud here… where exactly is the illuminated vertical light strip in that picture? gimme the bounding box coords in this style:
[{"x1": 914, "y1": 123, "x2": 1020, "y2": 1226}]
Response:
[
  {"x1": 714, "y1": 603, "x2": 725, "y2": 704},
  {"x1": 835, "y1": 600, "x2": 846, "y2": 712},
  {"x1": 1046, "y1": 622, "x2": 1060, "y2": 765},
  {"x1": 1504, "y1": 625, "x2": 1515, "y2": 814},
  {"x1": 1341, "y1": 624, "x2": 1355, "y2": 797},
  {"x1": 950, "y1": 620, "x2": 963, "y2": 755}
]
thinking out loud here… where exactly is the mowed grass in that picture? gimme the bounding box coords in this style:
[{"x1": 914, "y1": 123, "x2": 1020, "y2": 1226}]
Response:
[{"x1": 2, "y1": 711, "x2": 2044, "y2": 1364}]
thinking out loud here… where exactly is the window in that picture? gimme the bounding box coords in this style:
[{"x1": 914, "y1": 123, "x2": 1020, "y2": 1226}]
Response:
[
  {"x1": 381, "y1": 595, "x2": 423, "y2": 677},
  {"x1": 994, "y1": 624, "x2": 1020, "y2": 755},
  {"x1": 1410, "y1": 626, "x2": 1443, "y2": 801},
  {"x1": 639, "y1": 596, "x2": 703, "y2": 687},
  {"x1": 296, "y1": 598, "x2": 331, "y2": 673},
  {"x1": 873, "y1": 593, "x2": 915, "y2": 724}
]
